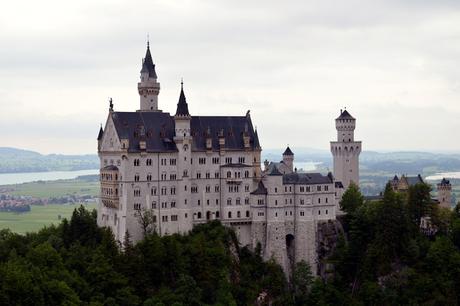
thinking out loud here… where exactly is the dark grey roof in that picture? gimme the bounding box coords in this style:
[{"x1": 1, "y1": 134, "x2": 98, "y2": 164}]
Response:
[
  {"x1": 175, "y1": 83, "x2": 190, "y2": 116},
  {"x1": 336, "y1": 109, "x2": 354, "y2": 120},
  {"x1": 406, "y1": 175, "x2": 424, "y2": 186},
  {"x1": 109, "y1": 112, "x2": 259, "y2": 153},
  {"x1": 221, "y1": 163, "x2": 252, "y2": 168},
  {"x1": 283, "y1": 172, "x2": 333, "y2": 185},
  {"x1": 102, "y1": 165, "x2": 119, "y2": 171},
  {"x1": 266, "y1": 163, "x2": 283, "y2": 176},
  {"x1": 190, "y1": 116, "x2": 258, "y2": 151},
  {"x1": 251, "y1": 180, "x2": 268, "y2": 195},
  {"x1": 439, "y1": 178, "x2": 451, "y2": 185},
  {"x1": 140, "y1": 44, "x2": 157, "y2": 79},
  {"x1": 392, "y1": 175, "x2": 399, "y2": 181},
  {"x1": 97, "y1": 126, "x2": 104, "y2": 140},
  {"x1": 283, "y1": 146, "x2": 294, "y2": 156},
  {"x1": 111, "y1": 111, "x2": 177, "y2": 153}
]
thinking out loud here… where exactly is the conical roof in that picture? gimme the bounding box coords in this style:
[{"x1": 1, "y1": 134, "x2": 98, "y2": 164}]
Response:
[
  {"x1": 283, "y1": 146, "x2": 294, "y2": 156},
  {"x1": 140, "y1": 43, "x2": 157, "y2": 79},
  {"x1": 336, "y1": 109, "x2": 354, "y2": 120},
  {"x1": 175, "y1": 82, "x2": 190, "y2": 116},
  {"x1": 97, "y1": 126, "x2": 104, "y2": 140}
]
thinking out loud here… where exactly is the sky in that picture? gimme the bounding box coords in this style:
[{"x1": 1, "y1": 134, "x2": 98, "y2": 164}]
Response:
[{"x1": 1, "y1": 0, "x2": 460, "y2": 155}]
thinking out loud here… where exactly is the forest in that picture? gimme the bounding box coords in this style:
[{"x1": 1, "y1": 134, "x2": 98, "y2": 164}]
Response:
[{"x1": 1, "y1": 182, "x2": 460, "y2": 305}]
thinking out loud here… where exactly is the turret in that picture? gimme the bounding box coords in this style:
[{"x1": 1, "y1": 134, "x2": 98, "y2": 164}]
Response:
[
  {"x1": 282, "y1": 146, "x2": 294, "y2": 172},
  {"x1": 330, "y1": 109, "x2": 361, "y2": 190},
  {"x1": 97, "y1": 125, "x2": 104, "y2": 152},
  {"x1": 138, "y1": 42, "x2": 161, "y2": 111}
]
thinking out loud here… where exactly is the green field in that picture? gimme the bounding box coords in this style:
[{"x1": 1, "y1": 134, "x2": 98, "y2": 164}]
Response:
[
  {"x1": 0, "y1": 203, "x2": 97, "y2": 234},
  {"x1": 5, "y1": 179, "x2": 99, "y2": 198}
]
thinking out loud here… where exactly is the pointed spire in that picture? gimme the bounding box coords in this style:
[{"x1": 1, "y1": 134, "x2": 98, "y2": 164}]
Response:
[
  {"x1": 175, "y1": 79, "x2": 190, "y2": 117},
  {"x1": 254, "y1": 128, "x2": 261, "y2": 149},
  {"x1": 97, "y1": 125, "x2": 104, "y2": 140},
  {"x1": 140, "y1": 41, "x2": 157, "y2": 79},
  {"x1": 283, "y1": 146, "x2": 294, "y2": 156}
]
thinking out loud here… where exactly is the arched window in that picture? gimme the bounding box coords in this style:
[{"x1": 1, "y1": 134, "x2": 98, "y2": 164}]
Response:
[
  {"x1": 197, "y1": 212, "x2": 202, "y2": 219},
  {"x1": 237, "y1": 211, "x2": 241, "y2": 218},
  {"x1": 227, "y1": 171, "x2": 231, "y2": 178},
  {"x1": 228, "y1": 211, "x2": 232, "y2": 219},
  {"x1": 246, "y1": 211, "x2": 250, "y2": 217}
]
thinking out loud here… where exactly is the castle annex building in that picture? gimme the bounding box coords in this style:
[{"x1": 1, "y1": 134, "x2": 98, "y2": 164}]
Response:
[{"x1": 97, "y1": 44, "x2": 361, "y2": 274}]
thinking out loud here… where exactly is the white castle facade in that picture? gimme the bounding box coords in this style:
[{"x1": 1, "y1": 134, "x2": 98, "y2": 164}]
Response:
[{"x1": 97, "y1": 44, "x2": 361, "y2": 274}]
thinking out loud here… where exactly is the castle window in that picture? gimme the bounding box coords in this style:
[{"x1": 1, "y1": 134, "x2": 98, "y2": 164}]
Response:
[
  {"x1": 326, "y1": 209, "x2": 328, "y2": 215},
  {"x1": 325, "y1": 185, "x2": 329, "y2": 191},
  {"x1": 212, "y1": 157, "x2": 220, "y2": 164},
  {"x1": 171, "y1": 201, "x2": 176, "y2": 208},
  {"x1": 161, "y1": 187, "x2": 167, "y2": 195},
  {"x1": 199, "y1": 157, "x2": 206, "y2": 164},
  {"x1": 216, "y1": 211, "x2": 220, "y2": 218},
  {"x1": 215, "y1": 172, "x2": 219, "y2": 178},
  {"x1": 170, "y1": 158, "x2": 176, "y2": 165},
  {"x1": 318, "y1": 210, "x2": 321, "y2": 215},
  {"x1": 325, "y1": 198, "x2": 328, "y2": 203},
  {"x1": 191, "y1": 186, "x2": 198, "y2": 193},
  {"x1": 206, "y1": 172, "x2": 210, "y2": 179},
  {"x1": 318, "y1": 198, "x2": 321, "y2": 204},
  {"x1": 134, "y1": 174, "x2": 140, "y2": 182},
  {"x1": 196, "y1": 172, "x2": 201, "y2": 179},
  {"x1": 162, "y1": 215, "x2": 168, "y2": 222},
  {"x1": 207, "y1": 199, "x2": 210, "y2": 205},
  {"x1": 134, "y1": 159, "x2": 140, "y2": 166},
  {"x1": 275, "y1": 188, "x2": 278, "y2": 193},
  {"x1": 151, "y1": 202, "x2": 156, "y2": 209},
  {"x1": 245, "y1": 198, "x2": 249, "y2": 205},
  {"x1": 275, "y1": 212, "x2": 278, "y2": 217},
  {"x1": 275, "y1": 200, "x2": 278, "y2": 205},
  {"x1": 237, "y1": 211, "x2": 241, "y2": 218},
  {"x1": 146, "y1": 159, "x2": 152, "y2": 166},
  {"x1": 134, "y1": 189, "x2": 141, "y2": 197},
  {"x1": 216, "y1": 199, "x2": 219, "y2": 205},
  {"x1": 134, "y1": 203, "x2": 141, "y2": 210},
  {"x1": 227, "y1": 198, "x2": 232, "y2": 206},
  {"x1": 225, "y1": 157, "x2": 233, "y2": 164},
  {"x1": 151, "y1": 188, "x2": 157, "y2": 196},
  {"x1": 228, "y1": 211, "x2": 232, "y2": 218},
  {"x1": 206, "y1": 185, "x2": 211, "y2": 193},
  {"x1": 198, "y1": 200, "x2": 201, "y2": 206},
  {"x1": 227, "y1": 171, "x2": 231, "y2": 178},
  {"x1": 147, "y1": 174, "x2": 152, "y2": 181},
  {"x1": 238, "y1": 157, "x2": 245, "y2": 164},
  {"x1": 236, "y1": 198, "x2": 241, "y2": 205},
  {"x1": 215, "y1": 185, "x2": 220, "y2": 192},
  {"x1": 171, "y1": 186, "x2": 176, "y2": 195},
  {"x1": 161, "y1": 202, "x2": 167, "y2": 208},
  {"x1": 244, "y1": 171, "x2": 249, "y2": 178},
  {"x1": 171, "y1": 215, "x2": 178, "y2": 221},
  {"x1": 300, "y1": 211, "x2": 305, "y2": 216},
  {"x1": 306, "y1": 186, "x2": 311, "y2": 192}
]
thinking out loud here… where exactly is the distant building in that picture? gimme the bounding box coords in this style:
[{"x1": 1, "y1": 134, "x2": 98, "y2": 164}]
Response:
[
  {"x1": 390, "y1": 174, "x2": 424, "y2": 193},
  {"x1": 437, "y1": 178, "x2": 452, "y2": 209},
  {"x1": 97, "y1": 43, "x2": 360, "y2": 275}
]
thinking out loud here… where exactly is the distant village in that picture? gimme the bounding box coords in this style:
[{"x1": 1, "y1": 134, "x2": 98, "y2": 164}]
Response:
[{"x1": 0, "y1": 189, "x2": 96, "y2": 213}]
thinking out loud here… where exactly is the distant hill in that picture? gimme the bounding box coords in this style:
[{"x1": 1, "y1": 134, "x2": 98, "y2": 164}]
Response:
[{"x1": 0, "y1": 147, "x2": 99, "y2": 173}]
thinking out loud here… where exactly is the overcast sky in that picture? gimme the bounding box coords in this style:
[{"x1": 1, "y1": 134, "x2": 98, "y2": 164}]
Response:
[{"x1": 1, "y1": 0, "x2": 460, "y2": 154}]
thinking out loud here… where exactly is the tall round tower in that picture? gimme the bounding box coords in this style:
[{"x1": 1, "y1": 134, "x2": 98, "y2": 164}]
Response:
[
  {"x1": 138, "y1": 42, "x2": 161, "y2": 111},
  {"x1": 330, "y1": 109, "x2": 361, "y2": 190}
]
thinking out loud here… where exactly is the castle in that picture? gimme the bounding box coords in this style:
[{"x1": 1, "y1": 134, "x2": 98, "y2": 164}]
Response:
[{"x1": 97, "y1": 44, "x2": 361, "y2": 274}]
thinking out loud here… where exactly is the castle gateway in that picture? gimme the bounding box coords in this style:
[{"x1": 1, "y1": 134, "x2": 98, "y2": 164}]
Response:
[{"x1": 97, "y1": 44, "x2": 361, "y2": 274}]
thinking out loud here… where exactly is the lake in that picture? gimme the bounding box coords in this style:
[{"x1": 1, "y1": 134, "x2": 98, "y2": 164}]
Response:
[
  {"x1": 425, "y1": 172, "x2": 460, "y2": 181},
  {"x1": 0, "y1": 169, "x2": 99, "y2": 186}
]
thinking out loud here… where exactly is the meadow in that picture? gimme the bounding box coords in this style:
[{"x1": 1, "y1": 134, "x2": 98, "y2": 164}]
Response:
[
  {"x1": 0, "y1": 203, "x2": 97, "y2": 234},
  {"x1": 5, "y1": 178, "x2": 99, "y2": 198}
]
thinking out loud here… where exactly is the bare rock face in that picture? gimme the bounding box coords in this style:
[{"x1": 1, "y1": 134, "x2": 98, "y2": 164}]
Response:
[{"x1": 316, "y1": 219, "x2": 345, "y2": 279}]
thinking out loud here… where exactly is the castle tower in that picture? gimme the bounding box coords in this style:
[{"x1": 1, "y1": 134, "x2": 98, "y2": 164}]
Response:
[
  {"x1": 138, "y1": 42, "x2": 161, "y2": 111},
  {"x1": 173, "y1": 81, "x2": 193, "y2": 232},
  {"x1": 330, "y1": 109, "x2": 361, "y2": 190},
  {"x1": 282, "y1": 146, "x2": 294, "y2": 173},
  {"x1": 437, "y1": 178, "x2": 452, "y2": 209}
]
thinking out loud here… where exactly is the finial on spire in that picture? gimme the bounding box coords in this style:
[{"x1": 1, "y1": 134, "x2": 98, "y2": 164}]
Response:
[
  {"x1": 147, "y1": 33, "x2": 150, "y2": 48},
  {"x1": 109, "y1": 98, "x2": 113, "y2": 111},
  {"x1": 181, "y1": 78, "x2": 184, "y2": 90}
]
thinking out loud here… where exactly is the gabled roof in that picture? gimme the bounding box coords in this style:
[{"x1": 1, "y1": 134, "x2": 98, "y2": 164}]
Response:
[
  {"x1": 336, "y1": 109, "x2": 355, "y2": 120},
  {"x1": 392, "y1": 175, "x2": 399, "y2": 181},
  {"x1": 283, "y1": 146, "x2": 294, "y2": 156},
  {"x1": 108, "y1": 112, "x2": 259, "y2": 153},
  {"x1": 282, "y1": 172, "x2": 333, "y2": 185},
  {"x1": 404, "y1": 174, "x2": 424, "y2": 186},
  {"x1": 140, "y1": 44, "x2": 157, "y2": 79},
  {"x1": 267, "y1": 164, "x2": 283, "y2": 176},
  {"x1": 97, "y1": 126, "x2": 104, "y2": 140},
  {"x1": 251, "y1": 180, "x2": 268, "y2": 195},
  {"x1": 175, "y1": 82, "x2": 190, "y2": 116}
]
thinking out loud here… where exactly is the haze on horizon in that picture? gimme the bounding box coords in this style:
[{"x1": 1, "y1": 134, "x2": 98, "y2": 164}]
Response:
[{"x1": 1, "y1": 0, "x2": 460, "y2": 155}]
